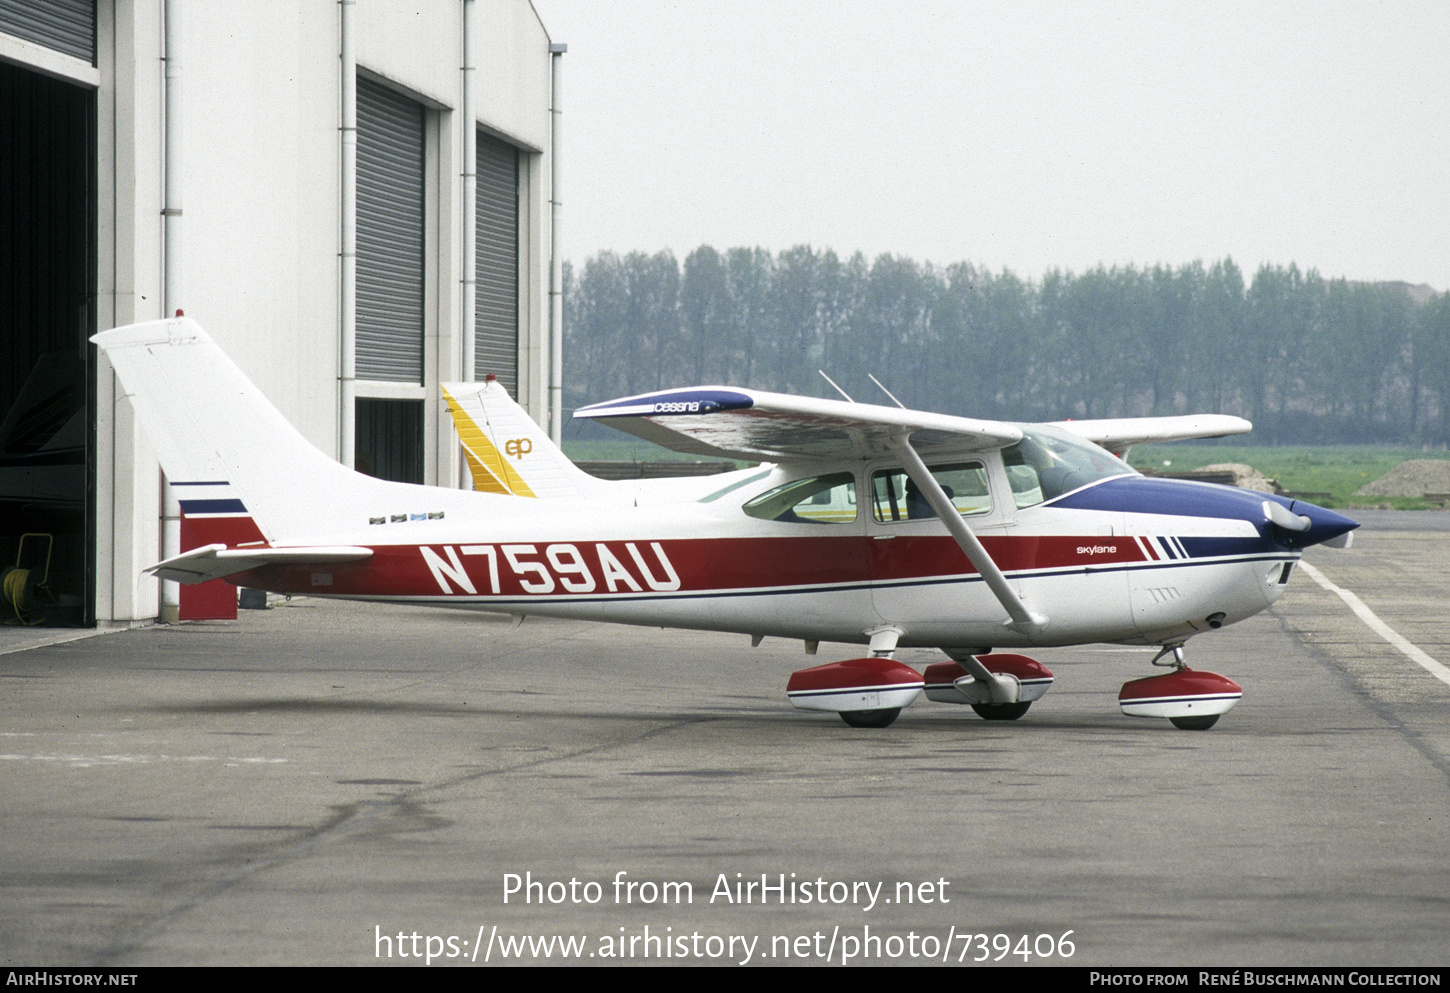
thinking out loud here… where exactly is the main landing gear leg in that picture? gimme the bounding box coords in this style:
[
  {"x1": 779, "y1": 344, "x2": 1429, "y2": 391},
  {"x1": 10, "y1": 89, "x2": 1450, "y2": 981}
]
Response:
[
  {"x1": 1118, "y1": 644, "x2": 1243, "y2": 730},
  {"x1": 922, "y1": 651, "x2": 1055, "y2": 719}
]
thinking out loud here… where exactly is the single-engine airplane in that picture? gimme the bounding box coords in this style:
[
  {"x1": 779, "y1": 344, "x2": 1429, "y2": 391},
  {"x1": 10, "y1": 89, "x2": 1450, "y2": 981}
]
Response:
[{"x1": 95, "y1": 317, "x2": 1357, "y2": 730}]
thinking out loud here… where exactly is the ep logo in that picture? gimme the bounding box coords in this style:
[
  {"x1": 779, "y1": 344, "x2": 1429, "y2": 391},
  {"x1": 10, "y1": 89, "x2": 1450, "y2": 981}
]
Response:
[{"x1": 504, "y1": 438, "x2": 533, "y2": 460}]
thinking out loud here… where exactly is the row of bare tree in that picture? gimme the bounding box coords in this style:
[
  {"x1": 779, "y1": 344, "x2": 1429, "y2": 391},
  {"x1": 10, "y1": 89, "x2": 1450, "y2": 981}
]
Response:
[{"x1": 563, "y1": 246, "x2": 1450, "y2": 445}]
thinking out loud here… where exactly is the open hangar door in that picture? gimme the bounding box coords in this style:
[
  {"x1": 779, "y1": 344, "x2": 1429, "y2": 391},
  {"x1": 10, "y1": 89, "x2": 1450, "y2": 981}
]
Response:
[{"x1": 0, "y1": 59, "x2": 96, "y2": 627}]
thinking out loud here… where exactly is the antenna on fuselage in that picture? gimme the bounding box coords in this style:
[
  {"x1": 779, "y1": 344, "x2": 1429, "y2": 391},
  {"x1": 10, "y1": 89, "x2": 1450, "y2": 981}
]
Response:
[
  {"x1": 817, "y1": 370, "x2": 854, "y2": 402},
  {"x1": 868, "y1": 373, "x2": 907, "y2": 409}
]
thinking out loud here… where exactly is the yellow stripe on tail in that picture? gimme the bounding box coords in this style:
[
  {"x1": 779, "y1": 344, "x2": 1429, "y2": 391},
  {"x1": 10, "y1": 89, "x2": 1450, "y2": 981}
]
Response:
[{"x1": 443, "y1": 386, "x2": 538, "y2": 497}]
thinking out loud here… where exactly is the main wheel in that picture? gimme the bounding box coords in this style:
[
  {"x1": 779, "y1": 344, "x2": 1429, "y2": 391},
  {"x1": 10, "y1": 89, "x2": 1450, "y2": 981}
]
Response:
[
  {"x1": 971, "y1": 702, "x2": 1031, "y2": 721},
  {"x1": 840, "y1": 708, "x2": 901, "y2": 728},
  {"x1": 1170, "y1": 714, "x2": 1219, "y2": 730}
]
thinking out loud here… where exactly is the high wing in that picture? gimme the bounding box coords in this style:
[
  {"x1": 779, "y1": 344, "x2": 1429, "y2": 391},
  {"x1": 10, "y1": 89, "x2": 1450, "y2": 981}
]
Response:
[
  {"x1": 1051, "y1": 414, "x2": 1252, "y2": 454},
  {"x1": 574, "y1": 387, "x2": 1023, "y2": 462},
  {"x1": 577, "y1": 386, "x2": 1044, "y2": 636}
]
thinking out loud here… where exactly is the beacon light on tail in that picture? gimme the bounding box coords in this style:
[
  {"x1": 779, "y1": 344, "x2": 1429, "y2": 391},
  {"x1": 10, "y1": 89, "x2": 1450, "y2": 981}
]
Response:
[{"x1": 94, "y1": 316, "x2": 1357, "y2": 732}]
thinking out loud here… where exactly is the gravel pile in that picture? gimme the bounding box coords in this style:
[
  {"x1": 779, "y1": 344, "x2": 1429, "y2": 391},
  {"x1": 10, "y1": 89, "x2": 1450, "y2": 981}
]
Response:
[
  {"x1": 1353, "y1": 460, "x2": 1450, "y2": 498},
  {"x1": 1194, "y1": 463, "x2": 1280, "y2": 494}
]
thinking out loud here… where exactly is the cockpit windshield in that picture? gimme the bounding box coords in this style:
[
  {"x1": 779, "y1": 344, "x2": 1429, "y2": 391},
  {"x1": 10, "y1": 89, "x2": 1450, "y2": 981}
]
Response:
[{"x1": 1002, "y1": 427, "x2": 1136, "y2": 508}]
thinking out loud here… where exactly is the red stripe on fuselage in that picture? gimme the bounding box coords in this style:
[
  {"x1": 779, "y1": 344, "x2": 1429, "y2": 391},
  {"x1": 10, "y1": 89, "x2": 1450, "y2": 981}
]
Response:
[
  {"x1": 870, "y1": 534, "x2": 1143, "y2": 582},
  {"x1": 237, "y1": 533, "x2": 1152, "y2": 600}
]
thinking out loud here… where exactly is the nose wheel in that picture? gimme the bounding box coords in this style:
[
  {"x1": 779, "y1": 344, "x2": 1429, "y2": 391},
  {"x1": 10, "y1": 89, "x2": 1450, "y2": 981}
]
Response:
[{"x1": 1119, "y1": 645, "x2": 1242, "y2": 730}]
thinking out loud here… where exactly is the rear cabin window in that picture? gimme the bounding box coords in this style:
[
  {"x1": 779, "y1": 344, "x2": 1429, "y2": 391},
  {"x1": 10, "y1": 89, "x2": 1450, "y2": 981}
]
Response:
[{"x1": 741, "y1": 473, "x2": 857, "y2": 524}]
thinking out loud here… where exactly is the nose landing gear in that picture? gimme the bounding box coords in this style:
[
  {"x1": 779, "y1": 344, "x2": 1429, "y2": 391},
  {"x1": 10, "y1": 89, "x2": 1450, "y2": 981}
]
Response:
[{"x1": 1118, "y1": 645, "x2": 1242, "y2": 730}]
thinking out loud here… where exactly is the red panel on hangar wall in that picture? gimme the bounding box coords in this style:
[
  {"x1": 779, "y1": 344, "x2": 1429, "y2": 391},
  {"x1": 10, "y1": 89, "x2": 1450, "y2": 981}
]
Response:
[
  {"x1": 177, "y1": 516, "x2": 238, "y2": 621},
  {"x1": 179, "y1": 576, "x2": 237, "y2": 620}
]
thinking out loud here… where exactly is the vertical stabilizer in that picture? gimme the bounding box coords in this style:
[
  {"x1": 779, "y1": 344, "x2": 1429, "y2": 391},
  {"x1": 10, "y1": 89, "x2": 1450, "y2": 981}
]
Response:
[
  {"x1": 443, "y1": 379, "x2": 606, "y2": 500},
  {"x1": 94, "y1": 317, "x2": 448, "y2": 545}
]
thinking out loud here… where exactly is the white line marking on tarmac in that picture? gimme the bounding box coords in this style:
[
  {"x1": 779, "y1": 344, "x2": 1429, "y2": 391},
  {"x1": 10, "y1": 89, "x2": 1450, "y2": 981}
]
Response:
[{"x1": 1298, "y1": 560, "x2": 1450, "y2": 688}]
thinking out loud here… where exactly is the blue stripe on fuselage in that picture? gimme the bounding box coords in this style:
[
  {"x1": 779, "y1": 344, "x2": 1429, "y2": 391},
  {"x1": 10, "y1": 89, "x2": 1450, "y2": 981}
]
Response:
[
  {"x1": 1047, "y1": 475, "x2": 1278, "y2": 521},
  {"x1": 1178, "y1": 535, "x2": 1274, "y2": 559},
  {"x1": 1047, "y1": 475, "x2": 1357, "y2": 551}
]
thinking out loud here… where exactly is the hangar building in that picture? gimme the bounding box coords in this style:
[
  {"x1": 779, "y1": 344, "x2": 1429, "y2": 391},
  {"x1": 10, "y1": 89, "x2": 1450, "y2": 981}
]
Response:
[{"x1": 0, "y1": 1, "x2": 563, "y2": 626}]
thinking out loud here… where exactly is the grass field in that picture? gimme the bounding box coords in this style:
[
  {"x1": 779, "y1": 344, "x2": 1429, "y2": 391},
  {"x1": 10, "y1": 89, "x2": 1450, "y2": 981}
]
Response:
[{"x1": 1128, "y1": 444, "x2": 1450, "y2": 510}]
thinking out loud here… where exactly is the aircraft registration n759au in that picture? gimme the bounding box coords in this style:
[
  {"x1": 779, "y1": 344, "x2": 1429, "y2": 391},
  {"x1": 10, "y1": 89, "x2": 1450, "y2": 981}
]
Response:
[{"x1": 94, "y1": 317, "x2": 1357, "y2": 731}]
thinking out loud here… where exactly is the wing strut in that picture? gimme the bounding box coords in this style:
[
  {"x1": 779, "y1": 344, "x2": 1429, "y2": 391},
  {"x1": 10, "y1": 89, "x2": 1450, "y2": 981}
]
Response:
[{"x1": 888, "y1": 437, "x2": 1049, "y2": 638}]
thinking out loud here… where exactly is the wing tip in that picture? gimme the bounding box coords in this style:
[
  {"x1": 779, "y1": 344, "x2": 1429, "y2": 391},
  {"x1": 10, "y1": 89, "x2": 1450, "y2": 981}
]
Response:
[{"x1": 574, "y1": 387, "x2": 756, "y2": 420}]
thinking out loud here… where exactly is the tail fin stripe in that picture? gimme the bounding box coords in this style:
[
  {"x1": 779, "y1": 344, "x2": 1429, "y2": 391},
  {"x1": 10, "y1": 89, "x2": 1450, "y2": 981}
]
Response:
[
  {"x1": 460, "y1": 442, "x2": 514, "y2": 496},
  {"x1": 442, "y1": 386, "x2": 538, "y2": 498},
  {"x1": 179, "y1": 498, "x2": 248, "y2": 514}
]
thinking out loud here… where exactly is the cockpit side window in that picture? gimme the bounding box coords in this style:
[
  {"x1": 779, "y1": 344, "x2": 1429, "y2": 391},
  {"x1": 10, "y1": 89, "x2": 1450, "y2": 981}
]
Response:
[
  {"x1": 1003, "y1": 428, "x2": 1135, "y2": 508},
  {"x1": 871, "y1": 462, "x2": 991, "y2": 523},
  {"x1": 741, "y1": 472, "x2": 857, "y2": 524}
]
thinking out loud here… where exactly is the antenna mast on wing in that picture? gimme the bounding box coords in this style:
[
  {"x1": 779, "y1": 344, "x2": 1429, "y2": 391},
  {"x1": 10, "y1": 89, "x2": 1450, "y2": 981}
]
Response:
[
  {"x1": 868, "y1": 374, "x2": 907, "y2": 409},
  {"x1": 817, "y1": 370, "x2": 854, "y2": 403}
]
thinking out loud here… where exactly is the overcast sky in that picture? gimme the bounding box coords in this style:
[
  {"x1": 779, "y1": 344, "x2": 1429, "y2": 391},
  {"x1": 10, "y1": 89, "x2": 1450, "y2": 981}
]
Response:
[{"x1": 530, "y1": 0, "x2": 1449, "y2": 291}]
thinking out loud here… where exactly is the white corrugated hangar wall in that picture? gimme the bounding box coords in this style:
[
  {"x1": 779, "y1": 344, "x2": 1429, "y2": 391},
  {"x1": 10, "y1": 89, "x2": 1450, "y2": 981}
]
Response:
[{"x1": 0, "y1": 0, "x2": 560, "y2": 625}]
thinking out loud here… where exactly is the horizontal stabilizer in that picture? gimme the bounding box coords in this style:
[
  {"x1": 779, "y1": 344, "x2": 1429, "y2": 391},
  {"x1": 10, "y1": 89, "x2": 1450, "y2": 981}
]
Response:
[{"x1": 148, "y1": 544, "x2": 374, "y2": 585}]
